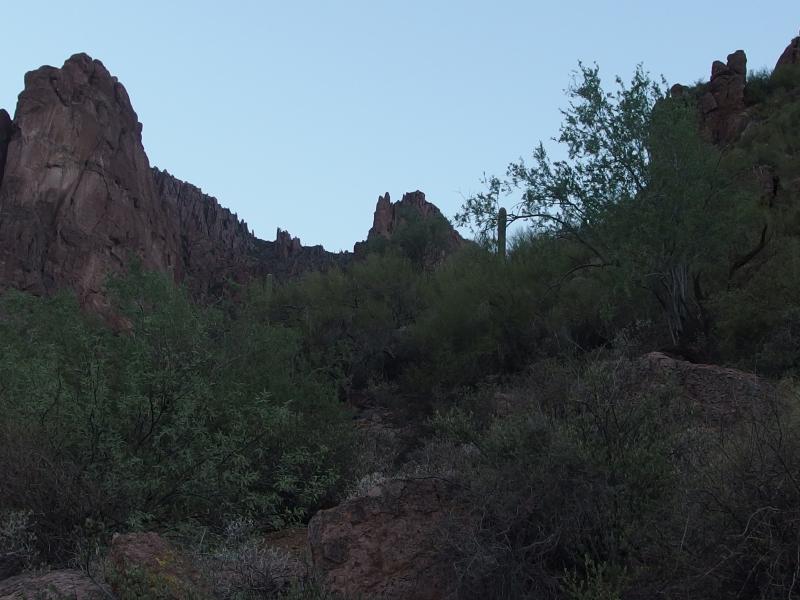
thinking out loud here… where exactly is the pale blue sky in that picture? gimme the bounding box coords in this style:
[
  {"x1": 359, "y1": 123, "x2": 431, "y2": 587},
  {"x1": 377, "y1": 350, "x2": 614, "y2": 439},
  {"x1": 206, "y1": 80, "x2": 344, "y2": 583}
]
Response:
[{"x1": 1, "y1": 1, "x2": 796, "y2": 250}]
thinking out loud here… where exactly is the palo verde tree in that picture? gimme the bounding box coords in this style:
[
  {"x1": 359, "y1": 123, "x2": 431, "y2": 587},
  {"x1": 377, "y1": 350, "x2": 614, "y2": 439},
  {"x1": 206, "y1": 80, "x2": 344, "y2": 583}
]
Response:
[{"x1": 456, "y1": 63, "x2": 765, "y2": 357}]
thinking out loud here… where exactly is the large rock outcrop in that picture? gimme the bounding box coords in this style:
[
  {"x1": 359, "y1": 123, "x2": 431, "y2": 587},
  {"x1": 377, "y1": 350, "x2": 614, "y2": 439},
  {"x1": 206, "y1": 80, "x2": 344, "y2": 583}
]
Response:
[
  {"x1": 365, "y1": 190, "x2": 462, "y2": 245},
  {"x1": 0, "y1": 53, "x2": 456, "y2": 305},
  {"x1": 0, "y1": 53, "x2": 181, "y2": 308},
  {"x1": 0, "y1": 54, "x2": 353, "y2": 305},
  {"x1": 151, "y1": 167, "x2": 257, "y2": 296},
  {"x1": 699, "y1": 49, "x2": 748, "y2": 144},
  {"x1": 308, "y1": 477, "x2": 459, "y2": 600},
  {"x1": 153, "y1": 168, "x2": 345, "y2": 292},
  {"x1": 354, "y1": 191, "x2": 464, "y2": 265},
  {"x1": 775, "y1": 35, "x2": 800, "y2": 71}
]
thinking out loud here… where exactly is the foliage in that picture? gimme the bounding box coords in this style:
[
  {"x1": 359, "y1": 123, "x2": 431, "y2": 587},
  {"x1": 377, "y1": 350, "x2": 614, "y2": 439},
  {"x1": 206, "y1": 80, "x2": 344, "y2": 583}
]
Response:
[
  {"x1": 456, "y1": 63, "x2": 764, "y2": 357},
  {"x1": 431, "y1": 356, "x2": 686, "y2": 599},
  {"x1": 1, "y1": 51, "x2": 800, "y2": 600},
  {"x1": 198, "y1": 517, "x2": 297, "y2": 599},
  {"x1": 0, "y1": 267, "x2": 354, "y2": 561},
  {"x1": 0, "y1": 510, "x2": 38, "y2": 572},
  {"x1": 425, "y1": 354, "x2": 800, "y2": 599}
]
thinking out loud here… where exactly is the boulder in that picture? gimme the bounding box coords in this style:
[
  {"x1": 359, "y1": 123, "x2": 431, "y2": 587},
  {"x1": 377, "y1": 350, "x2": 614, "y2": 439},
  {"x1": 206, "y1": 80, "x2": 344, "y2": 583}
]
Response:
[
  {"x1": 108, "y1": 532, "x2": 209, "y2": 599},
  {"x1": 308, "y1": 477, "x2": 459, "y2": 600},
  {"x1": 638, "y1": 352, "x2": 772, "y2": 425},
  {"x1": 0, "y1": 569, "x2": 107, "y2": 599}
]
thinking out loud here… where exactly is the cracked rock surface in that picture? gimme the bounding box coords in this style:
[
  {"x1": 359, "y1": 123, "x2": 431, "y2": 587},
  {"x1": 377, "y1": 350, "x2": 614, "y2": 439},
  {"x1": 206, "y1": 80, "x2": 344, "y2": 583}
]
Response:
[{"x1": 0, "y1": 53, "x2": 181, "y2": 308}]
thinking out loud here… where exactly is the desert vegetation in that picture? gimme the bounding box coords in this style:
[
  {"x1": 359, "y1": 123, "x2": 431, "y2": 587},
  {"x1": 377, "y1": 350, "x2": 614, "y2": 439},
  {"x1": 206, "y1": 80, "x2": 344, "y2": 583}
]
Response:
[{"x1": 1, "y1": 56, "x2": 800, "y2": 599}]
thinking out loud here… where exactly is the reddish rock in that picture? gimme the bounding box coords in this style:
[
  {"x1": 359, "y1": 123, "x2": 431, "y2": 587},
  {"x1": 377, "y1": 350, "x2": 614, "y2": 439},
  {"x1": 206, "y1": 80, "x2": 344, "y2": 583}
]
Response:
[
  {"x1": 275, "y1": 228, "x2": 302, "y2": 258},
  {"x1": 0, "y1": 54, "x2": 349, "y2": 306},
  {"x1": 152, "y1": 168, "x2": 345, "y2": 289},
  {"x1": 0, "y1": 53, "x2": 456, "y2": 306},
  {"x1": 699, "y1": 50, "x2": 748, "y2": 144},
  {"x1": 669, "y1": 83, "x2": 686, "y2": 98},
  {"x1": 308, "y1": 477, "x2": 459, "y2": 600},
  {"x1": 0, "y1": 569, "x2": 108, "y2": 599},
  {"x1": 109, "y1": 532, "x2": 209, "y2": 599},
  {"x1": 369, "y1": 192, "x2": 396, "y2": 239},
  {"x1": 775, "y1": 35, "x2": 800, "y2": 70},
  {"x1": 365, "y1": 190, "x2": 462, "y2": 244},
  {"x1": 151, "y1": 167, "x2": 256, "y2": 296},
  {"x1": 354, "y1": 191, "x2": 464, "y2": 265},
  {"x1": 0, "y1": 54, "x2": 181, "y2": 309},
  {"x1": 638, "y1": 352, "x2": 773, "y2": 425}
]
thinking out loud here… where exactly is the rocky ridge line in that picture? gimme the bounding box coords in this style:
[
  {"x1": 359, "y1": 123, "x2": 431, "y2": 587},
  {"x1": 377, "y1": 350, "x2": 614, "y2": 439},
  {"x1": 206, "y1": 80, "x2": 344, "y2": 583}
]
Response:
[{"x1": 0, "y1": 53, "x2": 462, "y2": 305}]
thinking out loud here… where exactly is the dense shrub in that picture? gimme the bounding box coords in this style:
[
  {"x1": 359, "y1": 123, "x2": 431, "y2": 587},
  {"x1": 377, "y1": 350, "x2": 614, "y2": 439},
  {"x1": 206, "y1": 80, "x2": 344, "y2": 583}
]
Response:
[
  {"x1": 429, "y1": 356, "x2": 687, "y2": 599},
  {"x1": 0, "y1": 268, "x2": 354, "y2": 561},
  {"x1": 415, "y1": 353, "x2": 800, "y2": 599}
]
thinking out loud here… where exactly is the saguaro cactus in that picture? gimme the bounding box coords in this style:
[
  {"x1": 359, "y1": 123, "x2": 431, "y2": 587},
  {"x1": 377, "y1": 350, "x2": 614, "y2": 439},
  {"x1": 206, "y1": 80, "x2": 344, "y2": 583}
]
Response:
[{"x1": 497, "y1": 207, "x2": 507, "y2": 260}]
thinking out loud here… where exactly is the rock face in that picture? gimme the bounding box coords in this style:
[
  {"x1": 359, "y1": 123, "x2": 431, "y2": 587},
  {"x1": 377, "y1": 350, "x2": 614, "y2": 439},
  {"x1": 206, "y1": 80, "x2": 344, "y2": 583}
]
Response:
[
  {"x1": 308, "y1": 477, "x2": 459, "y2": 600},
  {"x1": 354, "y1": 191, "x2": 464, "y2": 266},
  {"x1": 151, "y1": 167, "x2": 256, "y2": 296},
  {"x1": 699, "y1": 50, "x2": 748, "y2": 144},
  {"x1": 775, "y1": 35, "x2": 800, "y2": 70},
  {"x1": 152, "y1": 168, "x2": 345, "y2": 291},
  {"x1": 638, "y1": 352, "x2": 772, "y2": 425},
  {"x1": 0, "y1": 54, "x2": 181, "y2": 308},
  {"x1": 0, "y1": 110, "x2": 11, "y2": 189},
  {"x1": 365, "y1": 190, "x2": 463, "y2": 246},
  {"x1": 275, "y1": 228, "x2": 302, "y2": 258},
  {"x1": 0, "y1": 569, "x2": 108, "y2": 599},
  {"x1": 0, "y1": 54, "x2": 354, "y2": 305},
  {"x1": 0, "y1": 53, "x2": 456, "y2": 305}
]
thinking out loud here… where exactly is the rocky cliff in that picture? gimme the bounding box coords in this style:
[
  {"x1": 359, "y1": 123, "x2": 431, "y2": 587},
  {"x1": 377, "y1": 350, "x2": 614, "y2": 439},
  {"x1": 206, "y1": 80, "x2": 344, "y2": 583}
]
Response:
[
  {"x1": 353, "y1": 191, "x2": 465, "y2": 265},
  {"x1": 0, "y1": 54, "x2": 181, "y2": 308},
  {"x1": 699, "y1": 49, "x2": 748, "y2": 144},
  {"x1": 672, "y1": 34, "x2": 800, "y2": 147},
  {"x1": 776, "y1": 34, "x2": 800, "y2": 71},
  {"x1": 364, "y1": 190, "x2": 463, "y2": 246},
  {"x1": 0, "y1": 54, "x2": 462, "y2": 304},
  {"x1": 151, "y1": 167, "x2": 256, "y2": 296}
]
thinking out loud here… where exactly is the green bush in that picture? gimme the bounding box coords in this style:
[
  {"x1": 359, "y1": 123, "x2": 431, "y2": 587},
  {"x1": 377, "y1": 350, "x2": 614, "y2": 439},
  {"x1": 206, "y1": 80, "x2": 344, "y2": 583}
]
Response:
[
  {"x1": 430, "y1": 356, "x2": 686, "y2": 599},
  {"x1": 0, "y1": 267, "x2": 355, "y2": 561}
]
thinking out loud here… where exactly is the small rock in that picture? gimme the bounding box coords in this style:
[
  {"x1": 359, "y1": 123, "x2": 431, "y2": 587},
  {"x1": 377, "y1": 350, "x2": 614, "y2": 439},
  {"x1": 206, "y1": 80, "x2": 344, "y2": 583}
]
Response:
[
  {"x1": 0, "y1": 569, "x2": 107, "y2": 599},
  {"x1": 638, "y1": 352, "x2": 772, "y2": 425}
]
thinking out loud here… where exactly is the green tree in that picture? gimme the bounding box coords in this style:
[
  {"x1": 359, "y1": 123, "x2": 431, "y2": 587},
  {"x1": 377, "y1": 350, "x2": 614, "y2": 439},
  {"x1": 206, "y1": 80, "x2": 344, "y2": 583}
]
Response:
[{"x1": 457, "y1": 64, "x2": 764, "y2": 357}]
